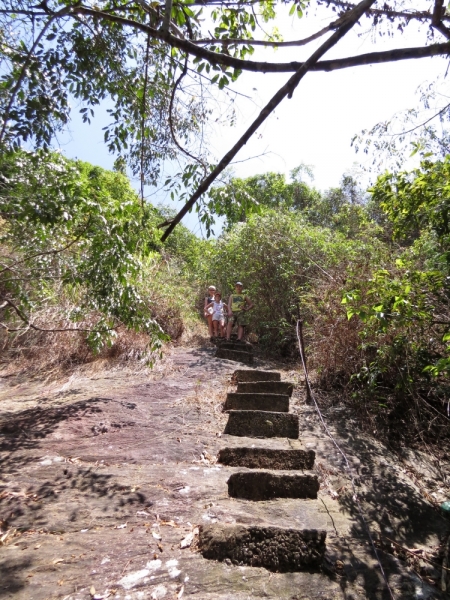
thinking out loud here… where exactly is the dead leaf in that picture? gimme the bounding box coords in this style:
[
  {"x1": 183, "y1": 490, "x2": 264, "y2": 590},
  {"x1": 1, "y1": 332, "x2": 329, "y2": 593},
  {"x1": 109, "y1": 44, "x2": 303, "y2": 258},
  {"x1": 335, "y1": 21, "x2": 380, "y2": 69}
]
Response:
[
  {"x1": 34, "y1": 544, "x2": 41, "y2": 549},
  {"x1": 152, "y1": 531, "x2": 162, "y2": 540},
  {"x1": 180, "y1": 527, "x2": 199, "y2": 549},
  {"x1": 161, "y1": 520, "x2": 178, "y2": 528},
  {"x1": 0, "y1": 529, "x2": 15, "y2": 546},
  {"x1": 90, "y1": 586, "x2": 96, "y2": 597},
  {"x1": 177, "y1": 585, "x2": 184, "y2": 598},
  {"x1": 157, "y1": 543, "x2": 163, "y2": 552},
  {"x1": 52, "y1": 558, "x2": 64, "y2": 564},
  {"x1": 115, "y1": 523, "x2": 127, "y2": 529}
]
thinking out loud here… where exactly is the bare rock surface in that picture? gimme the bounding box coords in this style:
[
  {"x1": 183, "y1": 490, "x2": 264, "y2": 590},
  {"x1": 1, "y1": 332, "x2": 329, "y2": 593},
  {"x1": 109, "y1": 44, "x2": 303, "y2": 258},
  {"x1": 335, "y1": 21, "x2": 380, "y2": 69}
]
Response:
[{"x1": 0, "y1": 345, "x2": 448, "y2": 599}]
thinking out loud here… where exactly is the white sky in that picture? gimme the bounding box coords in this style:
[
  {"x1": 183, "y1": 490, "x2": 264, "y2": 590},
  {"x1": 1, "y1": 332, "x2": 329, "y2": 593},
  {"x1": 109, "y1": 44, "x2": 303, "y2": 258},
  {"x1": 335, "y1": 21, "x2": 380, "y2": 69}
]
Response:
[{"x1": 57, "y1": 5, "x2": 449, "y2": 235}]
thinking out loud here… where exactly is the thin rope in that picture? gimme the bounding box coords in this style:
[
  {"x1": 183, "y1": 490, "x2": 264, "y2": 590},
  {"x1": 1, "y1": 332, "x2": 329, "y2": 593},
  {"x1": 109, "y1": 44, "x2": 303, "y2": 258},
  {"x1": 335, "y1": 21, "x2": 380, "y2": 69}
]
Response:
[{"x1": 295, "y1": 320, "x2": 395, "y2": 600}]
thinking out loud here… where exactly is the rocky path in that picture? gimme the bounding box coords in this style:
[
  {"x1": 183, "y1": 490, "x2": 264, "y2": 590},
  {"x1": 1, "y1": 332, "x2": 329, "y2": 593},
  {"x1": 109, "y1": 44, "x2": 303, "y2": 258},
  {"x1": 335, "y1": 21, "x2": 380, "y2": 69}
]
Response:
[{"x1": 0, "y1": 346, "x2": 448, "y2": 599}]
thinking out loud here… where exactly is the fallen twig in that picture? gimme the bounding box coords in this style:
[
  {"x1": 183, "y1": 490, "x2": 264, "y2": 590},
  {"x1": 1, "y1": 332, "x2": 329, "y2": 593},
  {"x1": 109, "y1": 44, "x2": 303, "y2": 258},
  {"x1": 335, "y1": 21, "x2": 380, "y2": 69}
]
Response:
[{"x1": 442, "y1": 535, "x2": 450, "y2": 592}]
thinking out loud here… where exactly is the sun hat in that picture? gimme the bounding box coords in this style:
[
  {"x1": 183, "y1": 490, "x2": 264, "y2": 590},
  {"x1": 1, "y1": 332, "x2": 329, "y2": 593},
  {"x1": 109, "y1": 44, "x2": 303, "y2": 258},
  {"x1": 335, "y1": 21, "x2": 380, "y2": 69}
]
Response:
[
  {"x1": 235, "y1": 281, "x2": 243, "y2": 286},
  {"x1": 208, "y1": 285, "x2": 216, "y2": 290}
]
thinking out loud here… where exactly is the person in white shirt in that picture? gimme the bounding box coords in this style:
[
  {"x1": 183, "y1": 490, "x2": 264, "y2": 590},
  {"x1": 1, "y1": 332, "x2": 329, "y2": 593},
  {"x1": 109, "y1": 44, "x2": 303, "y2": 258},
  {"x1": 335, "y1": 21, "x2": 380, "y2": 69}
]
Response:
[
  {"x1": 205, "y1": 291, "x2": 229, "y2": 339},
  {"x1": 203, "y1": 285, "x2": 216, "y2": 339}
]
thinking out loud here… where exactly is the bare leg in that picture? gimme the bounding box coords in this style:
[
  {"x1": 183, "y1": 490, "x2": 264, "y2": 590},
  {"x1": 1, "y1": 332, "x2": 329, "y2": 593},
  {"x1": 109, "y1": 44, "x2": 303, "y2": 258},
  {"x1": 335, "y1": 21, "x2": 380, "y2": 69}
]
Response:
[
  {"x1": 206, "y1": 315, "x2": 213, "y2": 337},
  {"x1": 226, "y1": 319, "x2": 233, "y2": 340},
  {"x1": 237, "y1": 325, "x2": 244, "y2": 340}
]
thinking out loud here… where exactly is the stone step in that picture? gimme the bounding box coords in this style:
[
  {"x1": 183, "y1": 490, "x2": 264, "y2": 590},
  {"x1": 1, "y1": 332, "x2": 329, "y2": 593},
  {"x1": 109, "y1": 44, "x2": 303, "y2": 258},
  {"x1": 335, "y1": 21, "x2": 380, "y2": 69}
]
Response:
[
  {"x1": 199, "y1": 524, "x2": 326, "y2": 572},
  {"x1": 217, "y1": 447, "x2": 315, "y2": 469},
  {"x1": 224, "y1": 410, "x2": 299, "y2": 439},
  {"x1": 233, "y1": 369, "x2": 280, "y2": 383},
  {"x1": 224, "y1": 393, "x2": 289, "y2": 412},
  {"x1": 217, "y1": 340, "x2": 253, "y2": 352},
  {"x1": 236, "y1": 381, "x2": 294, "y2": 397},
  {"x1": 215, "y1": 348, "x2": 254, "y2": 365},
  {"x1": 227, "y1": 471, "x2": 319, "y2": 500}
]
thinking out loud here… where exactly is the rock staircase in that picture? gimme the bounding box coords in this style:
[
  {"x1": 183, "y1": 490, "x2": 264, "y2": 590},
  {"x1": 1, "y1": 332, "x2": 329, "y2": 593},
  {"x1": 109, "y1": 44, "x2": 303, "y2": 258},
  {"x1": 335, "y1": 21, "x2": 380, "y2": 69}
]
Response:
[
  {"x1": 215, "y1": 339, "x2": 254, "y2": 365},
  {"x1": 198, "y1": 368, "x2": 326, "y2": 572}
]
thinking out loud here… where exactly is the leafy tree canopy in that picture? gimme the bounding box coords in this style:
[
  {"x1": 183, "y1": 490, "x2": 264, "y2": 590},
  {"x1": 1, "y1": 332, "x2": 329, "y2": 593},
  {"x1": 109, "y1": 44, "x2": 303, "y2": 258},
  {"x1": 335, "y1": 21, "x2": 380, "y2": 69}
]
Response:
[
  {"x1": 1, "y1": 0, "x2": 450, "y2": 236},
  {"x1": 344, "y1": 156, "x2": 450, "y2": 378},
  {"x1": 0, "y1": 149, "x2": 200, "y2": 350},
  {"x1": 209, "y1": 166, "x2": 369, "y2": 236}
]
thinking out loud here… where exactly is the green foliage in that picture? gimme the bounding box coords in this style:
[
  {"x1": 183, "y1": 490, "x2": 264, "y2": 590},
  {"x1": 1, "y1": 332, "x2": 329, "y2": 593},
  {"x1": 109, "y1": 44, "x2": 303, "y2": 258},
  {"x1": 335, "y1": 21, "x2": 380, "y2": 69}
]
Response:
[
  {"x1": 371, "y1": 156, "x2": 450, "y2": 259},
  {"x1": 340, "y1": 158, "x2": 450, "y2": 418},
  {"x1": 208, "y1": 168, "x2": 370, "y2": 237},
  {"x1": 353, "y1": 79, "x2": 450, "y2": 172},
  {"x1": 204, "y1": 208, "x2": 379, "y2": 352},
  {"x1": 0, "y1": 149, "x2": 202, "y2": 353}
]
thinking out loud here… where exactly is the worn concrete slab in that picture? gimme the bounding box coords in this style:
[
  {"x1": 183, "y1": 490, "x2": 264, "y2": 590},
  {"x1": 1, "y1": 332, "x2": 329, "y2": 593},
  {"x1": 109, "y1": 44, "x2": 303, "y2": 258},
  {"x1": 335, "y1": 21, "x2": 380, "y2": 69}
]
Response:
[
  {"x1": 224, "y1": 392, "x2": 289, "y2": 412},
  {"x1": 215, "y1": 348, "x2": 254, "y2": 365},
  {"x1": 227, "y1": 470, "x2": 319, "y2": 500},
  {"x1": 233, "y1": 369, "x2": 280, "y2": 382},
  {"x1": 224, "y1": 410, "x2": 299, "y2": 438},
  {"x1": 236, "y1": 381, "x2": 294, "y2": 396},
  {"x1": 199, "y1": 524, "x2": 326, "y2": 572},
  {"x1": 218, "y1": 447, "x2": 315, "y2": 469}
]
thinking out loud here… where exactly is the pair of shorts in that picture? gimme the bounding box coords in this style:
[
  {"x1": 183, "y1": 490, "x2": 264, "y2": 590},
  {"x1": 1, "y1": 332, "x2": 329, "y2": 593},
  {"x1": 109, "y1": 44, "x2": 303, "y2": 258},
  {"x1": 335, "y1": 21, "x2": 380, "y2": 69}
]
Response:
[
  {"x1": 212, "y1": 313, "x2": 225, "y2": 322},
  {"x1": 232, "y1": 311, "x2": 247, "y2": 327}
]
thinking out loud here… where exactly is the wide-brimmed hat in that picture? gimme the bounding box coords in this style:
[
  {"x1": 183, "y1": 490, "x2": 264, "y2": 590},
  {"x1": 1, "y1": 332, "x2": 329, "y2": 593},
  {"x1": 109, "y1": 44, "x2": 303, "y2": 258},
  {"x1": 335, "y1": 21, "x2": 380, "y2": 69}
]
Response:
[
  {"x1": 208, "y1": 285, "x2": 216, "y2": 290},
  {"x1": 235, "y1": 281, "x2": 243, "y2": 286}
]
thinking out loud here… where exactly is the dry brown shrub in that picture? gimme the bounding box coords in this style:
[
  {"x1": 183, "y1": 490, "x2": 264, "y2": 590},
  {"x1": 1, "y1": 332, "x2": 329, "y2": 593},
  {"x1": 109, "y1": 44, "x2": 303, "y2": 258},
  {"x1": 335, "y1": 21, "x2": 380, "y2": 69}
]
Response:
[
  {"x1": 306, "y1": 278, "x2": 366, "y2": 390},
  {"x1": 0, "y1": 309, "x2": 157, "y2": 378}
]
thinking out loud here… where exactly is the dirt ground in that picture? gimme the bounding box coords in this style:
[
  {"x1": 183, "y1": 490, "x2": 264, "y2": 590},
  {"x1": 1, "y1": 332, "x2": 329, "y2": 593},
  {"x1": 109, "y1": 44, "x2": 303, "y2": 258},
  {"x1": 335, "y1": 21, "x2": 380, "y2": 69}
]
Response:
[{"x1": 0, "y1": 344, "x2": 449, "y2": 600}]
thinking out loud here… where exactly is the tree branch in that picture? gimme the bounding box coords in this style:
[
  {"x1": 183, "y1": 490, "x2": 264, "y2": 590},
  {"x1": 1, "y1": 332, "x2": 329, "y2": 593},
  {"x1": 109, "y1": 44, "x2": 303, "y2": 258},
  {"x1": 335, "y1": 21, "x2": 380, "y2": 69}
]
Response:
[
  {"x1": 0, "y1": 232, "x2": 83, "y2": 275},
  {"x1": 432, "y1": 0, "x2": 450, "y2": 40},
  {"x1": 0, "y1": 6, "x2": 72, "y2": 148},
  {"x1": 0, "y1": 225, "x2": 89, "y2": 276},
  {"x1": 168, "y1": 56, "x2": 208, "y2": 175},
  {"x1": 317, "y1": 0, "x2": 450, "y2": 23},
  {"x1": 140, "y1": 32, "x2": 151, "y2": 204},
  {"x1": 73, "y1": 6, "x2": 450, "y2": 75},
  {"x1": 192, "y1": 25, "x2": 332, "y2": 48},
  {"x1": 159, "y1": 0, "x2": 378, "y2": 240},
  {"x1": 0, "y1": 299, "x2": 118, "y2": 333},
  {"x1": 162, "y1": 0, "x2": 172, "y2": 33}
]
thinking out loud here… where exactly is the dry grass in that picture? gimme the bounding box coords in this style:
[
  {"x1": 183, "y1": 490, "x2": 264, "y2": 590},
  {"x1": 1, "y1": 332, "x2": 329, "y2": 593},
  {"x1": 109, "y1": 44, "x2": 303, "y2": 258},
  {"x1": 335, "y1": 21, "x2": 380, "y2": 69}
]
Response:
[
  {"x1": 306, "y1": 279, "x2": 367, "y2": 390},
  {"x1": 0, "y1": 253, "x2": 207, "y2": 379},
  {"x1": 1, "y1": 323, "x2": 154, "y2": 379}
]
